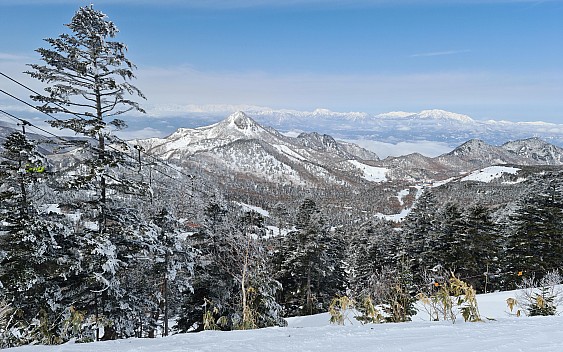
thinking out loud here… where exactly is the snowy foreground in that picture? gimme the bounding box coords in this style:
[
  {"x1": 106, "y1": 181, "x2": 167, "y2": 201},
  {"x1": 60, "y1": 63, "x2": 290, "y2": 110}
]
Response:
[{"x1": 7, "y1": 289, "x2": 563, "y2": 352}]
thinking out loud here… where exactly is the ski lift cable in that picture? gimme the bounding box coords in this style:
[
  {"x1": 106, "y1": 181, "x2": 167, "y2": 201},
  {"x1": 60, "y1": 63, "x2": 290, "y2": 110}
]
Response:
[
  {"x1": 0, "y1": 108, "x2": 73, "y2": 142},
  {"x1": 0, "y1": 71, "x2": 194, "y2": 177},
  {"x1": 0, "y1": 72, "x2": 211, "y2": 197},
  {"x1": 0, "y1": 87, "x2": 181, "y2": 180},
  {"x1": 0, "y1": 72, "x2": 198, "y2": 183},
  {"x1": 0, "y1": 102, "x2": 211, "y2": 197},
  {"x1": 0, "y1": 108, "x2": 153, "y2": 188}
]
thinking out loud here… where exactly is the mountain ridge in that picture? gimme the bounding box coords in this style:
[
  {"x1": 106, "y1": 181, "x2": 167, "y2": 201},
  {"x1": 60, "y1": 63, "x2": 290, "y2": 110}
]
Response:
[{"x1": 133, "y1": 112, "x2": 563, "y2": 188}]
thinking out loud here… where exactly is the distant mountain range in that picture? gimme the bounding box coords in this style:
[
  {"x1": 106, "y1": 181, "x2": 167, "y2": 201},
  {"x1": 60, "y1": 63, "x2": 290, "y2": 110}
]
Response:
[
  {"x1": 3, "y1": 111, "x2": 563, "y2": 220},
  {"x1": 3, "y1": 110, "x2": 562, "y2": 186},
  {"x1": 122, "y1": 107, "x2": 563, "y2": 155},
  {"x1": 135, "y1": 111, "x2": 563, "y2": 189},
  {"x1": 246, "y1": 108, "x2": 563, "y2": 150}
]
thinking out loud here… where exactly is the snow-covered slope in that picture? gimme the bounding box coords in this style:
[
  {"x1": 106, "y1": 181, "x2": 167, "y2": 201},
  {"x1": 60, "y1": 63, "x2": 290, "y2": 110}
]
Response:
[
  {"x1": 135, "y1": 112, "x2": 382, "y2": 187},
  {"x1": 437, "y1": 139, "x2": 539, "y2": 168},
  {"x1": 461, "y1": 166, "x2": 521, "y2": 183},
  {"x1": 9, "y1": 288, "x2": 563, "y2": 352},
  {"x1": 131, "y1": 112, "x2": 563, "y2": 198}
]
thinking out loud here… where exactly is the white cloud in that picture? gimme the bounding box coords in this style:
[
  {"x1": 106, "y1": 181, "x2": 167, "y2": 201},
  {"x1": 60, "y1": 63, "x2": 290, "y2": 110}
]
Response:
[{"x1": 410, "y1": 50, "x2": 471, "y2": 57}]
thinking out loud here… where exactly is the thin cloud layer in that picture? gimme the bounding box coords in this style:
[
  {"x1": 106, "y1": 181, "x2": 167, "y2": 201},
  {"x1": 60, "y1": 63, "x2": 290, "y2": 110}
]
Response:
[
  {"x1": 133, "y1": 65, "x2": 563, "y2": 122},
  {"x1": 410, "y1": 50, "x2": 471, "y2": 58}
]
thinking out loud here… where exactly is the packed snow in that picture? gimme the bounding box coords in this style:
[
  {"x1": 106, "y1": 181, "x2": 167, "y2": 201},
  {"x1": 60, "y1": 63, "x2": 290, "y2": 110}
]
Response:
[
  {"x1": 461, "y1": 166, "x2": 520, "y2": 183},
  {"x1": 375, "y1": 208, "x2": 412, "y2": 222},
  {"x1": 6, "y1": 288, "x2": 563, "y2": 352},
  {"x1": 348, "y1": 160, "x2": 388, "y2": 182},
  {"x1": 265, "y1": 225, "x2": 295, "y2": 238}
]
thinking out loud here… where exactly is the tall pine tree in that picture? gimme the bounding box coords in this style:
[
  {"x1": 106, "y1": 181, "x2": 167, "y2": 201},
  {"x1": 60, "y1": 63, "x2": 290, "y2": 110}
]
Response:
[{"x1": 25, "y1": 5, "x2": 148, "y2": 339}]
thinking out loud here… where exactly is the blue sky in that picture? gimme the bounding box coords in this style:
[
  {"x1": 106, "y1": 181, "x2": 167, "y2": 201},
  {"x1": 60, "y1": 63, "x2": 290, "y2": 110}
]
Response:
[{"x1": 1, "y1": 0, "x2": 563, "y2": 124}]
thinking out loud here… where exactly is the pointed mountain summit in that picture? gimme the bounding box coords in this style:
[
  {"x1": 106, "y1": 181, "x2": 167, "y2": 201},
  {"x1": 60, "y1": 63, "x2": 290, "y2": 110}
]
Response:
[
  {"x1": 297, "y1": 132, "x2": 339, "y2": 151},
  {"x1": 449, "y1": 139, "x2": 492, "y2": 156},
  {"x1": 207, "y1": 111, "x2": 284, "y2": 143},
  {"x1": 133, "y1": 111, "x2": 381, "y2": 186},
  {"x1": 220, "y1": 111, "x2": 262, "y2": 132},
  {"x1": 141, "y1": 111, "x2": 286, "y2": 156}
]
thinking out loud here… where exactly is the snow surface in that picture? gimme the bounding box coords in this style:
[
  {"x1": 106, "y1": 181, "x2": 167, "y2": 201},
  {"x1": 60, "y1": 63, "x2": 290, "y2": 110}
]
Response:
[
  {"x1": 5, "y1": 288, "x2": 563, "y2": 352},
  {"x1": 235, "y1": 202, "x2": 270, "y2": 217},
  {"x1": 348, "y1": 160, "x2": 388, "y2": 182},
  {"x1": 432, "y1": 177, "x2": 456, "y2": 187},
  {"x1": 265, "y1": 225, "x2": 294, "y2": 238},
  {"x1": 272, "y1": 144, "x2": 306, "y2": 161},
  {"x1": 461, "y1": 166, "x2": 520, "y2": 183},
  {"x1": 502, "y1": 177, "x2": 527, "y2": 185},
  {"x1": 41, "y1": 204, "x2": 62, "y2": 214},
  {"x1": 396, "y1": 189, "x2": 410, "y2": 206}
]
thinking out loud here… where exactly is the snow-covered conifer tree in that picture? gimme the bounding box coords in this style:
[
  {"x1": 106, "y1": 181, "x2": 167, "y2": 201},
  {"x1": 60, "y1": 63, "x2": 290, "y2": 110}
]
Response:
[
  {"x1": 177, "y1": 201, "x2": 236, "y2": 332},
  {"x1": 276, "y1": 199, "x2": 346, "y2": 316},
  {"x1": 25, "y1": 5, "x2": 148, "y2": 340},
  {"x1": 0, "y1": 132, "x2": 74, "y2": 346}
]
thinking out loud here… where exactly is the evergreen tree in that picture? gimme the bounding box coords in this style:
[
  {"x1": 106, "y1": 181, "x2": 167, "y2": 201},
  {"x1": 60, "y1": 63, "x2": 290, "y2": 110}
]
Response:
[
  {"x1": 402, "y1": 195, "x2": 501, "y2": 293},
  {"x1": 276, "y1": 199, "x2": 345, "y2": 316},
  {"x1": 458, "y1": 205, "x2": 501, "y2": 292},
  {"x1": 0, "y1": 132, "x2": 74, "y2": 346},
  {"x1": 348, "y1": 220, "x2": 401, "y2": 299},
  {"x1": 502, "y1": 177, "x2": 563, "y2": 289},
  {"x1": 433, "y1": 203, "x2": 467, "y2": 277},
  {"x1": 131, "y1": 208, "x2": 194, "y2": 337},
  {"x1": 25, "y1": 5, "x2": 148, "y2": 339},
  {"x1": 177, "y1": 201, "x2": 236, "y2": 332},
  {"x1": 402, "y1": 192, "x2": 444, "y2": 283}
]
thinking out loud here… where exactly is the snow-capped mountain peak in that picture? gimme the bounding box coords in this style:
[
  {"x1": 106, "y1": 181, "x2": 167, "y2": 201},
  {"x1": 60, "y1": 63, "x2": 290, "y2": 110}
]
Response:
[
  {"x1": 413, "y1": 109, "x2": 474, "y2": 123},
  {"x1": 201, "y1": 111, "x2": 273, "y2": 140},
  {"x1": 375, "y1": 111, "x2": 416, "y2": 119},
  {"x1": 223, "y1": 111, "x2": 260, "y2": 131}
]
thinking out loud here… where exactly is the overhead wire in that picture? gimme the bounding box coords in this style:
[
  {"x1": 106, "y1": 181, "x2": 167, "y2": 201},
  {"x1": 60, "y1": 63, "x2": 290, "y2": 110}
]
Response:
[
  {"x1": 0, "y1": 109, "x2": 205, "y2": 201},
  {"x1": 0, "y1": 71, "x2": 203, "y2": 187},
  {"x1": 0, "y1": 108, "x2": 74, "y2": 143},
  {"x1": 0, "y1": 109, "x2": 141, "y2": 180},
  {"x1": 0, "y1": 72, "x2": 213, "y2": 197}
]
